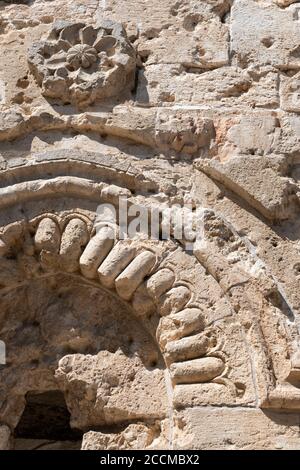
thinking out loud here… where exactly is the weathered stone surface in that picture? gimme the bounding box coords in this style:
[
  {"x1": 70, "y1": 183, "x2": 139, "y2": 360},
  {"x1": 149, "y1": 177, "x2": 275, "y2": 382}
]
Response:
[
  {"x1": 164, "y1": 332, "x2": 211, "y2": 364},
  {"x1": 55, "y1": 350, "x2": 168, "y2": 428},
  {"x1": 157, "y1": 308, "x2": 206, "y2": 348},
  {"x1": 145, "y1": 268, "x2": 175, "y2": 300},
  {"x1": 155, "y1": 110, "x2": 215, "y2": 157},
  {"x1": 34, "y1": 218, "x2": 60, "y2": 253},
  {"x1": 137, "y1": 65, "x2": 246, "y2": 105},
  {"x1": 170, "y1": 357, "x2": 225, "y2": 385},
  {"x1": 115, "y1": 251, "x2": 156, "y2": 300},
  {"x1": 157, "y1": 286, "x2": 191, "y2": 316},
  {"x1": 28, "y1": 20, "x2": 137, "y2": 109},
  {"x1": 231, "y1": 0, "x2": 300, "y2": 69},
  {"x1": 59, "y1": 218, "x2": 89, "y2": 272},
  {"x1": 174, "y1": 407, "x2": 300, "y2": 450},
  {"x1": 0, "y1": 425, "x2": 11, "y2": 450},
  {"x1": 81, "y1": 423, "x2": 168, "y2": 450},
  {"x1": 79, "y1": 226, "x2": 115, "y2": 279},
  {"x1": 1, "y1": 0, "x2": 300, "y2": 453},
  {"x1": 98, "y1": 242, "x2": 137, "y2": 288},
  {"x1": 281, "y1": 72, "x2": 300, "y2": 113},
  {"x1": 197, "y1": 155, "x2": 298, "y2": 221}
]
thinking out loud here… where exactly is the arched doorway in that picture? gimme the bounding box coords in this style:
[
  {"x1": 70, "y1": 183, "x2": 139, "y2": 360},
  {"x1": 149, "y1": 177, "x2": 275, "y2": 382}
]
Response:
[{"x1": 0, "y1": 273, "x2": 169, "y2": 450}]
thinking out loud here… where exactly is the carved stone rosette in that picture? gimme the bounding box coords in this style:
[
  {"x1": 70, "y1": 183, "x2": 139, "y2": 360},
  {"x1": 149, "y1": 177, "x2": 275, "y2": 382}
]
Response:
[{"x1": 28, "y1": 20, "x2": 137, "y2": 108}]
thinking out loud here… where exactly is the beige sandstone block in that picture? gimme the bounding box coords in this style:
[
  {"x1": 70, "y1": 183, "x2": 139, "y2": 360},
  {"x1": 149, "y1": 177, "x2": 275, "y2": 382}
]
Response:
[
  {"x1": 157, "y1": 308, "x2": 206, "y2": 348},
  {"x1": 158, "y1": 286, "x2": 191, "y2": 316},
  {"x1": 98, "y1": 242, "x2": 137, "y2": 288},
  {"x1": 164, "y1": 332, "x2": 211, "y2": 364},
  {"x1": 174, "y1": 407, "x2": 300, "y2": 450},
  {"x1": 34, "y1": 218, "x2": 60, "y2": 253},
  {"x1": 115, "y1": 251, "x2": 156, "y2": 300},
  {"x1": 79, "y1": 226, "x2": 115, "y2": 279},
  {"x1": 231, "y1": 0, "x2": 300, "y2": 69},
  {"x1": 59, "y1": 218, "x2": 89, "y2": 272},
  {"x1": 170, "y1": 357, "x2": 225, "y2": 385},
  {"x1": 145, "y1": 268, "x2": 175, "y2": 300}
]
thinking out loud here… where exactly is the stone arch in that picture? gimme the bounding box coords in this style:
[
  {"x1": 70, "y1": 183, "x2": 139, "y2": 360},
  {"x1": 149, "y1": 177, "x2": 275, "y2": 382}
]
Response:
[
  {"x1": 0, "y1": 163, "x2": 240, "y2": 448},
  {"x1": 1, "y1": 271, "x2": 169, "y2": 444},
  {"x1": 0, "y1": 206, "x2": 226, "y2": 388},
  {"x1": 1, "y1": 156, "x2": 298, "y2": 444}
]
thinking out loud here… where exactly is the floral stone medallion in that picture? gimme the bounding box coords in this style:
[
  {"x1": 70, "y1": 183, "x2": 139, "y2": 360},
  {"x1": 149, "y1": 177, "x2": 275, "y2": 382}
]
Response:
[{"x1": 28, "y1": 20, "x2": 137, "y2": 109}]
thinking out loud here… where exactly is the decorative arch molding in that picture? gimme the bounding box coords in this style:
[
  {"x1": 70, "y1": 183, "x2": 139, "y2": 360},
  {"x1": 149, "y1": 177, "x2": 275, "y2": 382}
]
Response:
[
  {"x1": 194, "y1": 209, "x2": 300, "y2": 410},
  {"x1": 0, "y1": 156, "x2": 298, "y2": 415},
  {"x1": 0, "y1": 149, "x2": 158, "y2": 194},
  {"x1": 0, "y1": 207, "x2": 230, "y2": 400}
]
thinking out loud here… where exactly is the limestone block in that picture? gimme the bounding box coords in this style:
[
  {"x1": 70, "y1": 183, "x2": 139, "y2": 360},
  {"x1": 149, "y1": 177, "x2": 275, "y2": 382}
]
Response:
[
  {"x1": 145, "y1": 268, "x2": 175, "y2": 300},
  {"x1": 281, "y1": 72, "x2": 300, "y2": 113},
  {"x1": 173, "y1": 383, "x2": 235, "y2": 408},
  {"x1": 231, "y1": 0, "x2": 300, "y2": 69},
  {"x1": 138, "y1": 20, "x2": 229, "y2": 69},
  {"x1": 164, "y1": 332, "x2": 211, "y2": 364},
  {"x1": 170, "y1": 357, "x2": 225, "y2": 384},
  {"x1": 0, "y1": 109, "x2": 25, "y2": 141},
  {"x1": 155, "y1": 110, "x2": 215, "y2": 156},
  {"x1": 157, "y1": 286, "x2": 191, "y2": 316},
  {"x1": 136, "y1": 65, "x2": 253, "y2": 106},
  {"x1": 55, "y1": 350, "x2": 168, "y2": 429},
  {"x1": 197, "y1": 155, "x2": 298, "y2": 221},
  {"x1": 115, "y1": 251, "x2": 156, "y2": 300},
  {"x1": 34, "y1": 218, "x2": 60, "y2": 253},
  {"x1": 224, "y1": 115, "x2": 281, "y2": 156},
  {"x1": 81, "y1": 423, "x2": 167, "y2": 450},
  {"x1": 98, "y1": 242, "x2": 136, "y2": 288},
  {"x1": 101, "y1": 184, "x2": 132, "y2": 205},
  {"x1": 79, "y1": 226, "x2": 115, "y2": 279},
  {"x1": 157, "y1": 308, "x2": 206, "y2": 348},
  {"x1": 174, "y1": 407, "x2": 300, "y2": 450},
  {"x1": 103, "y1": 0, "x2": 230, "y2": 69},
  {"x1": 60, "y1": 218, "x2": 89, "y2": 272}
]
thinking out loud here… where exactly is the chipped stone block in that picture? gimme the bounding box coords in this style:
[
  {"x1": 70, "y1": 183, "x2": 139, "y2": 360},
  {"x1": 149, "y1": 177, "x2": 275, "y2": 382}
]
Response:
[
  {"x1": 174, "y1": 407, "x2": 300, "y2": 450},
  {"x1": 231, "y1": 0, "x2": 300, "y2": 69}
]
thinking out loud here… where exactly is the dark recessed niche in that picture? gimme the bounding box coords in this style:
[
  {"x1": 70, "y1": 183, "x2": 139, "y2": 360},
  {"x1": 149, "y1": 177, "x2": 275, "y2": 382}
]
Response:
[{"x1": 14, "y1": 390, "x2": 83, "y2": 441}]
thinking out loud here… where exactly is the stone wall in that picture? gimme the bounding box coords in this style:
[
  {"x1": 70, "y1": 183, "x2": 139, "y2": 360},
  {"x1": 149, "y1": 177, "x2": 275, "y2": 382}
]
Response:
[{"x1": 0, "y1": 0, "x2": 300, "y2": 450}]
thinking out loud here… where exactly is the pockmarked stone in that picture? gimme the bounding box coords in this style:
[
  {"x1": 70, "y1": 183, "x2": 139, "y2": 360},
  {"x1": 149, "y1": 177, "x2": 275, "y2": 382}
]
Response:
[{"x1": 0, "y1": 0, "x2": 300, "y2": 452}]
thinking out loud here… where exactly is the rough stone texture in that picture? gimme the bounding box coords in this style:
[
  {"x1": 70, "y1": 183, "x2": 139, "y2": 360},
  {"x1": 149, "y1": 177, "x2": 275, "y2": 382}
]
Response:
[
  {"x1": 0, "y1": 425, "x2": 11, "y2": 450},
  {"x1": 28, "y1": 20, "x2": 137, "y2": 109},
  {"x1": 174, "y1": 407, "x2": 300, "y2": 450},
  {"x1": 81, "y1": 422, "x2": 169, "y2": 450},
  {"x1": 0, "y1": 0, "x2": 300, "y2": 452}
]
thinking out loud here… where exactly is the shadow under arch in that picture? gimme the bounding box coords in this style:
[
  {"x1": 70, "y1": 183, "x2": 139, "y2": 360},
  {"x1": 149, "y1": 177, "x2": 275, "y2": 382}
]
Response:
[
  {"x1": 0, "y1": 158, "x2": 298, "y2": 450},
  {"x1": 0, "y1": 270, "x2": 169, "y2": 447}
]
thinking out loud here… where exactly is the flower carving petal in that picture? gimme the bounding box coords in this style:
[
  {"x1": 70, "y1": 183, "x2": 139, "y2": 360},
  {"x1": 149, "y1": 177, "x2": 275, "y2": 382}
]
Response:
[
  {"x1": 79, "y1": 25, "x2": 99, "y2": 47},
  {"x1": 94, "y1": 36, "x2": 117, "y2": 53},
  {"x1": 66, "y1": 45, "x2": 98, "y2": 70}
]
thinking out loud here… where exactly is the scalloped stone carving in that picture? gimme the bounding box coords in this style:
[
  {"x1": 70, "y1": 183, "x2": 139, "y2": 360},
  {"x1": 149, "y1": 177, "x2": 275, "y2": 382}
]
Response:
[{"x1": 28, "y1": 20, "x2": 137, "y2": 108}]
